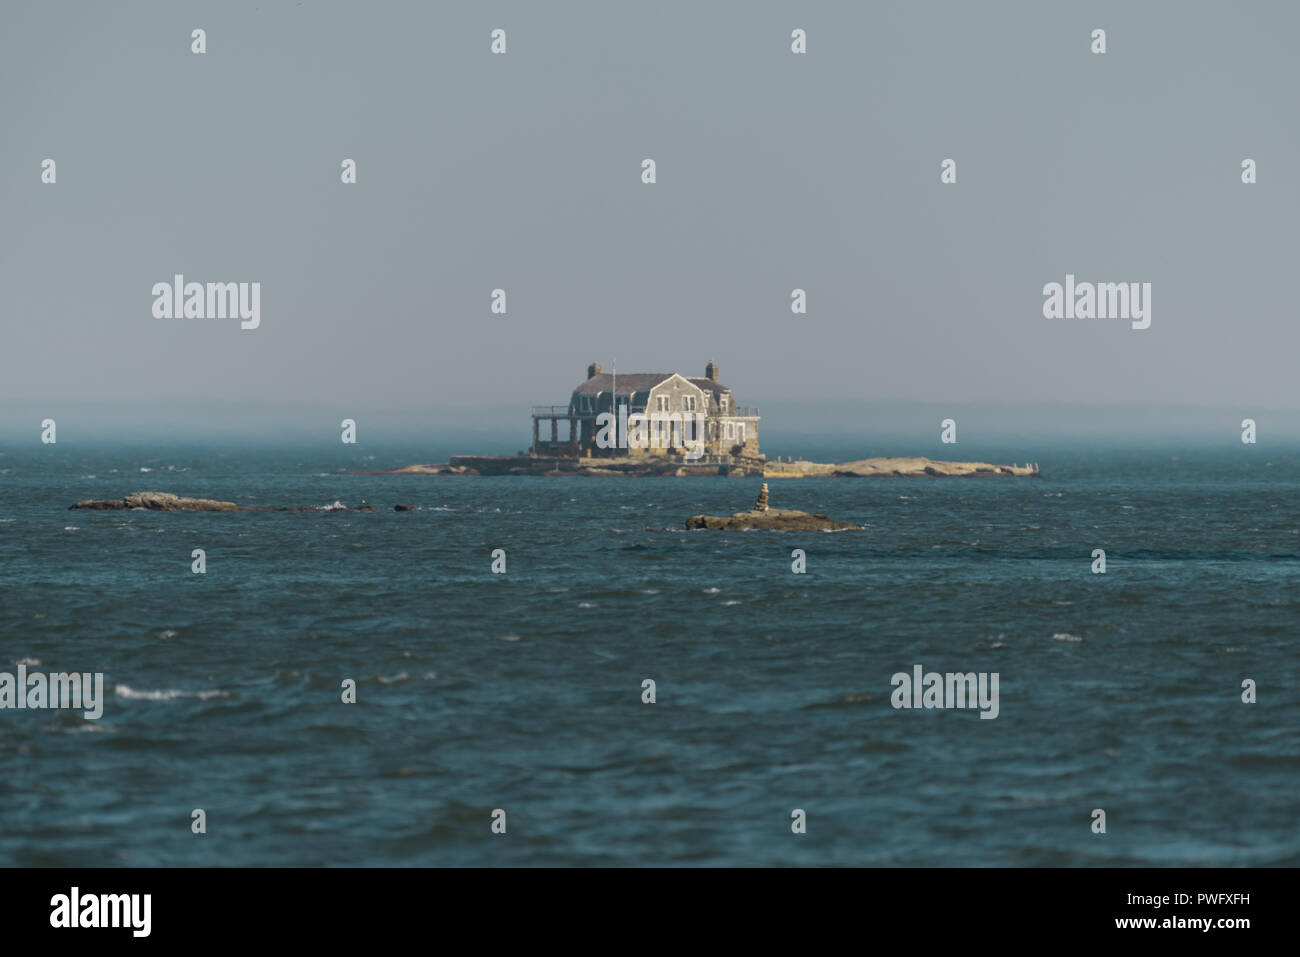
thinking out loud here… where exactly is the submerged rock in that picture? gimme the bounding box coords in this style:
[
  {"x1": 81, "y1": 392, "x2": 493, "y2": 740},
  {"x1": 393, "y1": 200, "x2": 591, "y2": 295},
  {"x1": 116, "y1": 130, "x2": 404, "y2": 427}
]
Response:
[
  {"x1": 393, "y1": 504, "x2": 420, "y2": 511},
  {"x1": 244, "y1": 504, "x2": 377, "y2": 512}
]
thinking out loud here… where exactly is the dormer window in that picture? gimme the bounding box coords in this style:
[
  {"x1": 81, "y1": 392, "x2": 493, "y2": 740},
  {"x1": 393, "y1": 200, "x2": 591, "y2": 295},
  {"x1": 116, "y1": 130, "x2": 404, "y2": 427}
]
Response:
[{"x1": 719, "y1": 396, "x2": 728, "y2": 411}]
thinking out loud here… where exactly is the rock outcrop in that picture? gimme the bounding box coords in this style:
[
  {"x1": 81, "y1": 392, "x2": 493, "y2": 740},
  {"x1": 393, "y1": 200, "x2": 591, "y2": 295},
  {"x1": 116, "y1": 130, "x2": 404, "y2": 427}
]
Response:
[
  {"x1": 358, "y1": 463, "x2": 478, "y2": 476},
  {"x1": 70, "y1": 492, "x2": 376, "y2": 512},
  {"x1": 70, "y1": 491, "x2": 239, "y2": 511},
  {"x1": 687, "y1": 487, "x2": 862, "y2": 531},
  {"x1": 686, "y1": 508, "x2": 862, "y2": 531},
  {"x1": 366, "y1": 455, "x2": 1040, "y2": 479},
  {"x1": 763, "y1": 457, "x2": 1040, "y2": 478}
]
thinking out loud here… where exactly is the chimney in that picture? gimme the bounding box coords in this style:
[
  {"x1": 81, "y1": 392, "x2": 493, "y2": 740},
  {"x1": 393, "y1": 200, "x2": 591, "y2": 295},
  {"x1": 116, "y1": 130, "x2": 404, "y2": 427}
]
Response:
[
  {"x1": 587, "y1": 362, "x2": 602, "y2": 379},
  {"x1": 705, "y1": 360, "x2": 719, "y2": 382}
]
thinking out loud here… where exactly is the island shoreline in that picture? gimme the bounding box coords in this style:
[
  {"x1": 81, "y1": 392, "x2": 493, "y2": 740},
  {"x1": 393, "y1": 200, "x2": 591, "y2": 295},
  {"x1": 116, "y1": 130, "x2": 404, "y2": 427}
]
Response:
[{"x1": 356, "y1": 455, "x2": 1043, "y2": 479}]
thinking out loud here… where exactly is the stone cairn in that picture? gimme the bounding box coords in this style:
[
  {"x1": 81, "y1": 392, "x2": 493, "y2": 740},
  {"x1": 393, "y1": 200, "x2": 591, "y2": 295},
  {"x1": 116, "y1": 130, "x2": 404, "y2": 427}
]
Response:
[{"x1": 752, "y1": 482, "x2": 770, "y2": 512}]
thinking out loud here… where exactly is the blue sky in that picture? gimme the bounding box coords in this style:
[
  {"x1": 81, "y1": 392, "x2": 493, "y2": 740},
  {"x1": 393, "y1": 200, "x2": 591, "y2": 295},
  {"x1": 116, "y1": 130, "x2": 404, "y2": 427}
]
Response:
[{"x1": 2, "y1": 1, "x2": 1297, "y2": 432}]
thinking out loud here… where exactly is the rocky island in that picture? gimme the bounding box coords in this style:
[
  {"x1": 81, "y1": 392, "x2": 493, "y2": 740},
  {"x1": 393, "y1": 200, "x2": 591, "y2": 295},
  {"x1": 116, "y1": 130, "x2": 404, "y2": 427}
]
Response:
[
  {"x1": 764, "y1": 456, "x2": 1040, "y2": 478},
  {"x1": 363, "y1": 455, "x2": 1040, "y2": 479},
  {"x1": 685, "y1": 484, "x2": 863, "y2": 531},
  {"x1": 69, "y1": 492, "x2": 376, "y2": 512},
  {"x1": 362, "y1": 363, "x2": 1040, "y2": 479},
  {"x1": 70, "y1": 491, "x2": 240, "y2": 511}
]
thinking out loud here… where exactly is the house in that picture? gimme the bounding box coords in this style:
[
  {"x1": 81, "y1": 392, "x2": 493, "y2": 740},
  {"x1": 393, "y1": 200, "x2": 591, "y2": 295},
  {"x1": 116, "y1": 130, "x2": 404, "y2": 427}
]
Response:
[{"x1": 531, "y1": 361, "x2": 761, "y2": 460}]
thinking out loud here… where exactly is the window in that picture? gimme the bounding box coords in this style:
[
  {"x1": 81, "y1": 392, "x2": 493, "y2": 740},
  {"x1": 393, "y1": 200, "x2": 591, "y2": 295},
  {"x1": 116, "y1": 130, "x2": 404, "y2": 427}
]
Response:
[
  {"x1": 683, "y1": 395, "x2": 696, "y2": 412},
  {"x1": 725, "y1": 423, "x2": 734, "y2": 440},
  {"x1": 656, "y1": 395, "x2": 669, "y2": 412},
  {"x1": 737, "y1": 424, "x2": 745, "y2": 444},
  {"x1": 719, "y1": 396, "x2": 728, "y2": 411}
]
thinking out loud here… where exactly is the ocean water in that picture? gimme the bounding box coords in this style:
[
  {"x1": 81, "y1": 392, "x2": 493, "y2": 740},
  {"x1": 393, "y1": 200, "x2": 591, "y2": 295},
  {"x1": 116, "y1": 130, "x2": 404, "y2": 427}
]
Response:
[{"x1": 1, "y1": 442, "x2": 1297, "y2": 866}]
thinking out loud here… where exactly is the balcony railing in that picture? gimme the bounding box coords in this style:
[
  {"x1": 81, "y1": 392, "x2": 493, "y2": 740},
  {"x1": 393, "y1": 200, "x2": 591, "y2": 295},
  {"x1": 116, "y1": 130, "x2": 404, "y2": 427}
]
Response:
[{"x1": 532, "y1": 404, "x2": 759, "y2": 418}]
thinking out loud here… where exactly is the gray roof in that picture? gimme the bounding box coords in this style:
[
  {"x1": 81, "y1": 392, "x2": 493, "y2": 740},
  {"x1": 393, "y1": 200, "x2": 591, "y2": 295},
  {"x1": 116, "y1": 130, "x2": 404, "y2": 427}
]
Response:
[
  {"x1": 573, "y1": 373, "x2": 732, "y2": 397},
  {"x1": 572, "y1": 373, "x2": 670, "y2": 396},
  {"x1": 688, "y1": 378, "x2": 730, "y2": 396}
]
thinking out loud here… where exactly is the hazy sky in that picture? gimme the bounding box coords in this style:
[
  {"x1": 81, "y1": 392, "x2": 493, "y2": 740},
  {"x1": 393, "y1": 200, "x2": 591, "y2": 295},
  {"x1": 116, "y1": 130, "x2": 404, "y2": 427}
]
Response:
[{"x1": 2, "y1": 0, "x2": 1297, "y2": 420}]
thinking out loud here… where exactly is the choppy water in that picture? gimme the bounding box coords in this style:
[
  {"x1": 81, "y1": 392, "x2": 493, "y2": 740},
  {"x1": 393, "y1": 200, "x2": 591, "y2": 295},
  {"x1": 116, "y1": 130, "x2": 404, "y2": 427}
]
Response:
[{"x1": 1, "y1": 442, "x2": 1297, "y2": 865}]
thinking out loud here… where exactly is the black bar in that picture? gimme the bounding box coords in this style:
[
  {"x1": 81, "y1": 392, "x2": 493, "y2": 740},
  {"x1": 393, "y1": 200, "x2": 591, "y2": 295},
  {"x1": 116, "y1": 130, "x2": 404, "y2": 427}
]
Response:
[{"x1": 1, "y1": 867, "x2": 1275, "y2": 944}]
